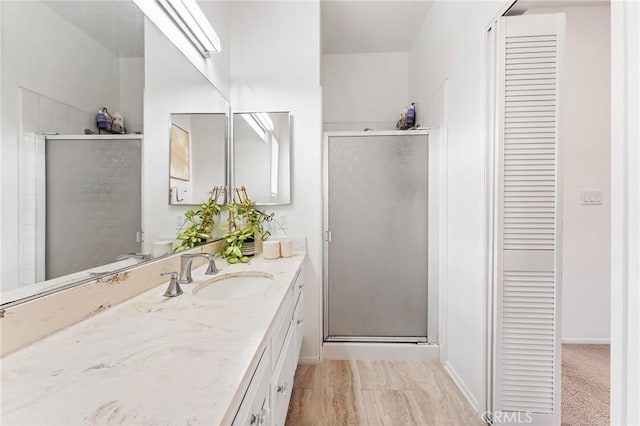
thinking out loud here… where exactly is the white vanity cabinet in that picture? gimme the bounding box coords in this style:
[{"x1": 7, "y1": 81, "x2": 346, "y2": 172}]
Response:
[
  {"x1": 232, "y1": 268, "x2": 305, "y2": 426},
  {"x1": 232, "y1": 348, "x2": 271, "y2": 425}
]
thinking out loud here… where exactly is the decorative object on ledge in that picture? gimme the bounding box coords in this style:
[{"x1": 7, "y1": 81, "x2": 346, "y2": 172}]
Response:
[
  {"x1": 221, "y1": 186, "x2": 274, "y2": 264},
  {"x1": 174, "y1": 186, "x2": 224, "y2": 253},
  {"x1": 395, "y1": 102, "x2": 417, "y2": 130}
]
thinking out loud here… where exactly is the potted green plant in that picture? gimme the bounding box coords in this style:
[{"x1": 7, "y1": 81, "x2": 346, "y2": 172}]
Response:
[
  {"x1": 174, "y1": 188, "x2": 223, "y2": 253},
  {"x1": 220, "y1": 187, "x2": 274, "y2": 263}
]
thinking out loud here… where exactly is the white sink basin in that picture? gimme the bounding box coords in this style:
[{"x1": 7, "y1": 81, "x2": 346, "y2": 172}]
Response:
[{"x1": 193, "y1": 273, "x2": 273, "y2": 300}]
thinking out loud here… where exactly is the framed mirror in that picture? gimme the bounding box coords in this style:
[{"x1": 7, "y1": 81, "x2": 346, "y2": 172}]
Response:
[
  {"x1": 169, "y1": 113, "x2": 227, "y2": 205},
  {"x1": 233, "y1": 112, "x2": 292, "y2": 205}
]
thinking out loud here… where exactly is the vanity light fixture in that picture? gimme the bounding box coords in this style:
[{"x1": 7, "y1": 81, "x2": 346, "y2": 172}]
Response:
[{"x1": 157, "y1": 0, "x2": 221, "y2": 56}]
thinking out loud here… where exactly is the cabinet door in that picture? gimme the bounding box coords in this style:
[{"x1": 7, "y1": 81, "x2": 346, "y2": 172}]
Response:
[
  {"x1": 233, "y1": 348, "x2": 270, "y2": 426},
  {"x1": 294, "y1": 290, "x2": 304, "y2": 355},
  {"x1": 271, "y1": 324, "x2": 296, "y2": 426},
  {"x1": 271, "y1": 290, "x2": 294, "y2": 372}
]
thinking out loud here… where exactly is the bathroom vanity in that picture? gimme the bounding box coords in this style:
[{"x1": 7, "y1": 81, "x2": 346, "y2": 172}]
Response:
[{"x1": 0, "y1": 249, "x2": 305, "y2": 425}]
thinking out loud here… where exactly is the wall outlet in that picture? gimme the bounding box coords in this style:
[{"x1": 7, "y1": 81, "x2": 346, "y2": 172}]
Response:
[
  {"x1": 176, "y1": 215, "x2": 185, "y2": 231},
  {"x1": 278, "y1": 214, "x2": 288, "y2": 230},
  {"x1": 580, "y1": 190, "x2": 603, "y2": 205}
]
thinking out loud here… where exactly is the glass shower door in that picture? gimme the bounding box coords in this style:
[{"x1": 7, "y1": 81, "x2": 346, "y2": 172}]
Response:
[
  {"x1": 325, "y1": 133, "x2": 429, "y2": 342},
  {"x1": 45, "y1": 136, "x2": 142, "y2": 280}
]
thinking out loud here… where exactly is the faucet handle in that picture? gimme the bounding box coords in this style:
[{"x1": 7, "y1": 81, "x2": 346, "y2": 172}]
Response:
[
  {"x1": 204, "y1": 255, "x2": 219, "y2": 276},
  {"x1": 161, "y1": 272, "x2": 183, "y2": 297}
]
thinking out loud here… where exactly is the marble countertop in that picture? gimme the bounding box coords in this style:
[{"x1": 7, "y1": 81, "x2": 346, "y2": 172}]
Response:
[{"x1": 0, "y1": 250, "x2": 305, "y2": 425}]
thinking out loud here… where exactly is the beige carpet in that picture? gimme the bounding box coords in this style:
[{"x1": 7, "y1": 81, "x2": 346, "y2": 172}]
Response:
[{"x1": 562, "y1": 344, "x2": 610, "y2": 426}]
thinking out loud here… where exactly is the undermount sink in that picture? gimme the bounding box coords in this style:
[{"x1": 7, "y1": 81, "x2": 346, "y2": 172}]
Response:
[{"x1": 193, "y1": 272, "x2": 273, "y2": 300}]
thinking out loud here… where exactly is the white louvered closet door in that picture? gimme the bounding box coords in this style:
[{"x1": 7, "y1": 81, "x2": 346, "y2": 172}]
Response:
[{"x1": 494, "y1": 13, "x2": 564, "y2": 426}]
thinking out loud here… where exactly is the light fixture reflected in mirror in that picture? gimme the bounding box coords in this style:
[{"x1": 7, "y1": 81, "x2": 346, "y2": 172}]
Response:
[{"x1": 234, "y1": 112, "x2": 291, "y2": 205}]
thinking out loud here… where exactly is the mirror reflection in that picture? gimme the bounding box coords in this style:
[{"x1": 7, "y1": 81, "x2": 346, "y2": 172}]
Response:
[
  {"x1": 0, "y1": 0, "x2": 146, "y2": 305},
  {"x1": 169, "y1": 113, "x2": 227, "y2": 205},
  {"x1": 0, "y1": 0, "x2": 230, "y2": 307},
  {"x1": 234, "y1": 112, "x2": 292, "y2": 205}
]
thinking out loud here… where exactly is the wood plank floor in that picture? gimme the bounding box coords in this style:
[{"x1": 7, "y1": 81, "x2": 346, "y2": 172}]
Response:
[{"x1": 285, "y1": 361, "x2": 483, "y2": 426}]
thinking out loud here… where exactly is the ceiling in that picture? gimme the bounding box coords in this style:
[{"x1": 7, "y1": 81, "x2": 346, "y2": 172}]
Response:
[
  {"x1": 321, "y1": 1, "x2": 433, "y2": 55},
  {"x1": 43, "y1": 1, "x2": 144, "y2": 58}
]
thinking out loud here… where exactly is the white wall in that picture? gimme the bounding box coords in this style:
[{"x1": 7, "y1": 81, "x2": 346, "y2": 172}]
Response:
[
  {"x1": 523, "y1": 6, "x2": 611, "y2": 343},
  {"x1": 322, "y1": 52, "x2": 409, "y2": 131},
  {"x1": 1, "y1": 1, "x2": 122, "y2": 290},
  {"x1": 229, "y1": 0, "x2": 323, "y2": 363},
  {"x1": 119, "y1": 57, "x2": 145, "y2": 133},
  {"x1": 408, "y1": 0, "x2": 506, "y2": 412},
  {"x1": 143, "y1": 18, "x2": 230, "y2": 250}
]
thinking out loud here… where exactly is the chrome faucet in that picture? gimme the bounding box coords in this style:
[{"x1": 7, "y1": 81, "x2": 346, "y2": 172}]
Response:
[
  {"x1": 161, "y1": 272, "x2": 183, "y2": 297},
  {"x1": 116, "y1": 253, "x2": 151, "y2": 262},
  {"x1": 178, "y1": 253, "x2": 219, "y2": 284}
]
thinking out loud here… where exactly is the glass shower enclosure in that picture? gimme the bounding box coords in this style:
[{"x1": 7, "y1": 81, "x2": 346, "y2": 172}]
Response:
[
  {"x1": 323, "y1": 130, "x2": 430, "y2": 342},
  {"x1": 44, "y1": 135, "x2": 142, "y2": 280}
]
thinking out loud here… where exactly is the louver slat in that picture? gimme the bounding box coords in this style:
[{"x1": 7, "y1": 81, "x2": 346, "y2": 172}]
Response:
[
  {"x1": 501, "y1": 272, "x2": 556, "y2": 413},
  {"x1": 496, "y1": 16, "x2": 560, "y2": 422},
  {"x1": 502, "y1": 43, "x2": 556, "y2": 252}
]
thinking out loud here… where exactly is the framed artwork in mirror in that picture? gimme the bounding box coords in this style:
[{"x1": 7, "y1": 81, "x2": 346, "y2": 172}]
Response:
[{"x1": 170, "y1": 123, "x2": 190, "y2": 181}]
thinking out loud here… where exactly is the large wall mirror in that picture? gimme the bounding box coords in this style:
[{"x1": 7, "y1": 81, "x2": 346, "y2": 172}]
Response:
[
  {"x1": 169, "y1": 113, "x2": 227, "y2": 205},
  {"x1": 0, "y1": 1, "x2": 230, "y2": 307},
  {"x1": 234, "y1": 112, "x2": 292, "y2": 205}
]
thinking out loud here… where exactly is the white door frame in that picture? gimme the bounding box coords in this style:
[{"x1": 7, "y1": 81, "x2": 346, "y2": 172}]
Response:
[{"x1": 610, "y1": 1, "x2": 640, "y2": 424}]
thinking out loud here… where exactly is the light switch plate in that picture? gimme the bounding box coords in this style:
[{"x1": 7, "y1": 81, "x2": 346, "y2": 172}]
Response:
[{"x1": 580, "y1": 190, "x2": 603, "y2": 205}]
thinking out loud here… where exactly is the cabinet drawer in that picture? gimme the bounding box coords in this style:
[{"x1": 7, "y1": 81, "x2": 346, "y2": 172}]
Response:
[
  {"x1": 271, "y1": 289, "x2": 294, "y2": 372},
  {"x1": 271, "y1": 323, "x2": 296, "y2": 426},
  {"x1": 233, "y1": 347, "x2": 270, "y2": 426},
  {"x1": 294, "y1": 290, "x2": 304, "y2": 355}
]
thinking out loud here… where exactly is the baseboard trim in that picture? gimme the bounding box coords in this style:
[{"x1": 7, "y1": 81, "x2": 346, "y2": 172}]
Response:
[
  {"x1": 444, "y1": 361, "x2": 480, "y2": 414},
  {"x1": 322, "y1": 342, "x2": 439, "y2": 361},
  {"x1": 298, "y1": 356, "x2": 321, "y2": 365},
  {"x1": 562, "y1": 338, "x2": 611, "y2": 344}
]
